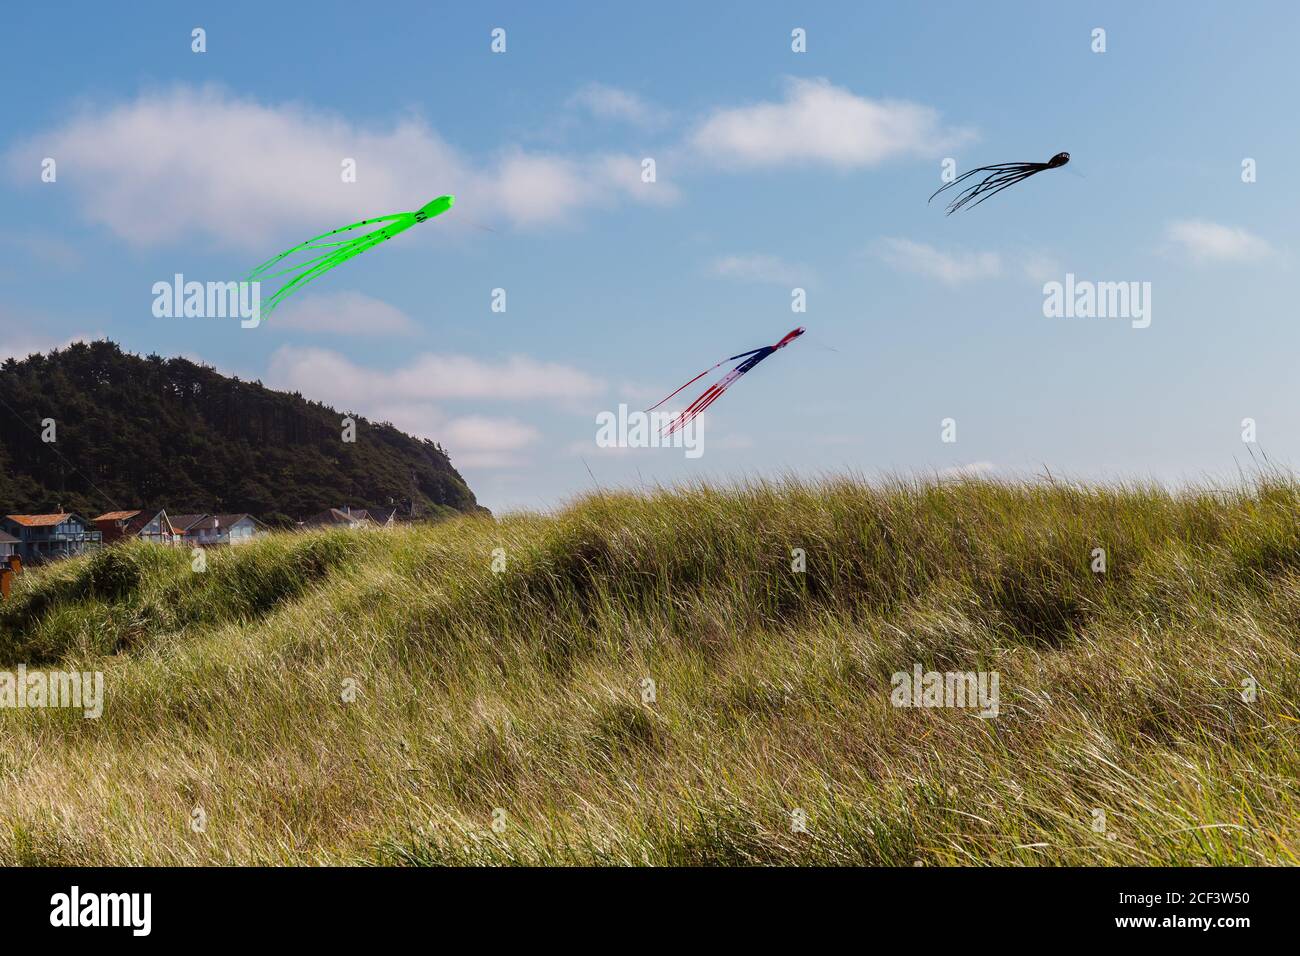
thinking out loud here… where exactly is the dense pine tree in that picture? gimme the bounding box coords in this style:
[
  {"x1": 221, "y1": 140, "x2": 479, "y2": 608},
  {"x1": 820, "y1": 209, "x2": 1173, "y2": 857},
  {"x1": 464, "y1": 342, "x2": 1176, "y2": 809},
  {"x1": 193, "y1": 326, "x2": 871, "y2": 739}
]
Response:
[{"x1": 0, "y1": 341, "x2": 484, "y2": 524}]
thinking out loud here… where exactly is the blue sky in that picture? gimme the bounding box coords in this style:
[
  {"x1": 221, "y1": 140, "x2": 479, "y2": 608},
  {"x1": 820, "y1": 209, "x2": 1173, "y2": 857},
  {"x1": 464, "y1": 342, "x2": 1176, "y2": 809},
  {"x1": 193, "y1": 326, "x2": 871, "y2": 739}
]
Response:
[{"x1": 2, "y1": 2, "x2": 1298, "y2": 511}]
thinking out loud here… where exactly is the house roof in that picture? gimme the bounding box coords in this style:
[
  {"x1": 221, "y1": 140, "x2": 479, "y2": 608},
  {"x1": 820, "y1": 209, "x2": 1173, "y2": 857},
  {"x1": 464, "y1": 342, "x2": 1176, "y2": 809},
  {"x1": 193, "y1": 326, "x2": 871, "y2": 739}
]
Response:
[
  {"x1": 6, "y1": 513, "x2": 83, "y2": 527},
  {"x1": 0, "y1": 529, "x2": 19, "y2": 544},
  {"x1": 96, "y1": 509, "x2": 172, "y2": 538},
  {"x1": 213, "y1": 513, "x2": 266, "y2": 528},
  {"x1": 119, "y1": 510, "x2": 173, "y2": 537},
  {"x1": 169, "y1": 514, "x2": 210, "y2": 531},
  {"x1": 302, "y1": 508, "x2": 370, "y2": 527}
]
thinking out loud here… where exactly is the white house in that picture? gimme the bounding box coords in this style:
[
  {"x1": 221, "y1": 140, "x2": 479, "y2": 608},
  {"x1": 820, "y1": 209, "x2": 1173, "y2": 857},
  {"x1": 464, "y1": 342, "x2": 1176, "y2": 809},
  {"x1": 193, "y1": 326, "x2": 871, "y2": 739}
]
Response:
[
  {"x1": 171, "y1": 514, "x2": 221, "y2": 545},
  {"x1": 213, "y1": 514, "x2": 267, "y2": 545},
  {"x1": 301, "y1": 507, "x2": 372, "y2": 530}
]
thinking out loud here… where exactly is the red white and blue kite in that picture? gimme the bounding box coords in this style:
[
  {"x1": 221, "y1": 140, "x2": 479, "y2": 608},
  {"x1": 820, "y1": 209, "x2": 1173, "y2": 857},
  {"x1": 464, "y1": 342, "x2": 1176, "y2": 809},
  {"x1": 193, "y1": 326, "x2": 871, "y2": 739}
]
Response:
[{"x1": 647, "y1": 327, "x2": 805, "y2": 435}]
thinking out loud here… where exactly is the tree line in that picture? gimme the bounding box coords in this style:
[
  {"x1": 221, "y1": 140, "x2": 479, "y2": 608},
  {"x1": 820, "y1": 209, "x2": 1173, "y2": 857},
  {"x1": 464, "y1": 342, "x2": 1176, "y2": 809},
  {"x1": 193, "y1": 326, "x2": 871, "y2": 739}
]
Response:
[{"x1": 0, "y1": 340, "x2": 484, "y2": 525}]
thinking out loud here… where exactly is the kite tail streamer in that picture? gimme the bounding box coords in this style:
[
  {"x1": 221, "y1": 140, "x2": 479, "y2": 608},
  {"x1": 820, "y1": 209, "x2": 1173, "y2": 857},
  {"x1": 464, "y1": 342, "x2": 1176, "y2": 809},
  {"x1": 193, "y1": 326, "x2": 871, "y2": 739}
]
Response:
[
  {"x1": 257, "y1": 225, "x2": 403, "y2": 318},
  {"x1": 654, "y1": 327, "x2": 806, "y2": 435},
  {"x1": 929, "y1": 154, "x2": 1069, "y2": 215},
  {"x1": 245, "y1": 195, "x2": 454, "y2": 321},
  {"x1": 246, "y1": 213, "x2": 409, "y2": 280},
  {"x1": 664, "y1": 371, "x2": 741, "y2": 435},
  {"x1": 645, "y1": 347, "x2": 767, "y2": 413}
]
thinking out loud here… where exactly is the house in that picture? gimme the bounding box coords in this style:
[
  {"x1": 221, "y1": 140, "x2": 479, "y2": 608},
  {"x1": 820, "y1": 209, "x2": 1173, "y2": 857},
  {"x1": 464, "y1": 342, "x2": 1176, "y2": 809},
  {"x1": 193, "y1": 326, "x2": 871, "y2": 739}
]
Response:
[
  {"x1": 0, "y1": 513, "x2": 101, "y2": 563},
  {"x1": 0, "y1": 529, "x2": 19, "y2": 558},
  {"x1": 171, "y1": 514, "x2": 222, "y2": 546},
  {"x1": 352, "y1": 508, "x2": 396, "y2": 528},
  {"x1": 211, "y1": 514, "x2": 267, "y2": 545},
  {"x1": 93, "y1": 510, "x2": 177, "y2": 546},
  {"x1": 301, "y1": 506, "x2": 373, "y2": 530}
]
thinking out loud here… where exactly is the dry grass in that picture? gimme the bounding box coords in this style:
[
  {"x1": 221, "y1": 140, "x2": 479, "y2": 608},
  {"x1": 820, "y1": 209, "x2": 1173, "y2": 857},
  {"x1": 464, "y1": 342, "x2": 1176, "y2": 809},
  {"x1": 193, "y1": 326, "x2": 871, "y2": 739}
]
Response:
[{"x1": 1, "y1": 476, "x2": 1298, "y2": 865}]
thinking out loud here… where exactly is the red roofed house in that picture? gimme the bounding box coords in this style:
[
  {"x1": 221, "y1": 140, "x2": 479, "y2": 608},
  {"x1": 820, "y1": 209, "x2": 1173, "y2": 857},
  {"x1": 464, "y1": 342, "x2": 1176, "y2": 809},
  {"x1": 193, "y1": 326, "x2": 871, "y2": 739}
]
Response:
[{"x1": 93, "y1": 510, "x2": 177, "y2": 546}]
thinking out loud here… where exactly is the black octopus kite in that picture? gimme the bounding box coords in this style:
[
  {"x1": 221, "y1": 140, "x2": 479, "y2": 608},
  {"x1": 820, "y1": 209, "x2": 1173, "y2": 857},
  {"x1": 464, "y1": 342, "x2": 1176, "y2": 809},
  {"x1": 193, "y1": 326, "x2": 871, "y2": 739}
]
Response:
[{"x1": 930, "y1": 152, "x2": 1070, "y2": 214}]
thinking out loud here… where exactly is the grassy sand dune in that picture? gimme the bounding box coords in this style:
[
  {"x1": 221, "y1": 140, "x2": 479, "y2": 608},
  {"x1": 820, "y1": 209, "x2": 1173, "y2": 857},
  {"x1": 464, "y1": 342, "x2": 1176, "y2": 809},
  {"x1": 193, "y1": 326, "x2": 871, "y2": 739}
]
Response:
[{"x1": 1, "y1": 477, "x2": 1297, "y2": 865}]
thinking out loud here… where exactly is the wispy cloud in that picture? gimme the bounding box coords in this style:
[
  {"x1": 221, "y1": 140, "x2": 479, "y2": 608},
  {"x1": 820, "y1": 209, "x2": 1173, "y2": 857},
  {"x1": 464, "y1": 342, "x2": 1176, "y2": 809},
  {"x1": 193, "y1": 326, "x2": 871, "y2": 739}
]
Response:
[
  {"x1": 874, "y1": 238, "x2": 1001, "y2": 284},
  {"x1": 0, "y1": 324, "x2": 104, "y2": 363},
  {"x1": 5, "y1": 85, "x2": 677, "y2": 247},
  {"x1": 708, "y1": 253, "x2": 810, "y2": 286},
  {"x1": 1164, "y1": 219, "x2": 1273, "y2": 263},
  {"x1": 274, "y1": 292, "x2": 417, "y2": 336},
  {"x1": 1019, "y1": 252, "x2": 1062, "y2": 284},
  {"x1": 690, "y1": 77, "x2": 972, "y2": 169},
  {"x1": 267, "y1": 346, "x2": 604, "y2": 405},
  {"x1": 567, "y1": 83, "x2": 670, "y2": 129},
  {"x1": 7, "y1": 82, "x2": 968, "y2": 250},
  {"x1": 347, "y1": 399, "x2": 540, "y2": 468},
  {"x1": 441, "y1": 416, "x2": 541, "y2": 468},
  {"x1": 265, "y1": 347, "x2": 581, "y2": 469}
]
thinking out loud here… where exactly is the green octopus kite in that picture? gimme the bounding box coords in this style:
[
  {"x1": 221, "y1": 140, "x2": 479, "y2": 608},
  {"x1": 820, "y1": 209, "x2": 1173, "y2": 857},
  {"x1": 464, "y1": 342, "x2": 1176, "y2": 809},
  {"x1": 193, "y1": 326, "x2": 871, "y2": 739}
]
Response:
[{"x1": 247, "y1": 195, "x2": 454, "y2": 321}]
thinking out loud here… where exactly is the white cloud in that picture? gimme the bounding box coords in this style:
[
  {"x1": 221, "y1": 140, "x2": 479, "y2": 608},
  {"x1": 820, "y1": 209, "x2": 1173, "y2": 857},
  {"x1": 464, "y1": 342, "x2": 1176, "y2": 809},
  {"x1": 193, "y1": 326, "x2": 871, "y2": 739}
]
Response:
[
  {"x1": 443, "y1": 416, "x2": 539, "y2": 451},
  {"x1": 708, "y1": 253, "x2": 810, "y2": 285},
  {"x1": 690, "y1": 77, "x2": 972, "y2": 169},
  {"x1": 0, "y1": 327, "x2": 104, "y2": 363},
  {"x1": 443, "y1": 416, "x2": 541, "y2": 468},
  {"x1": 567, "y1": 83, "x2": 669, "y2": 128},
  {"x1": 264, "y1": 346, "x2": 599, "y2": 469},
  {"x1": 488, "y1": 149, "x2": 677, "y2": 226},
  {"x1": 1019, "y1": 252, "x2": 1061, "y2": 284},
  {"x1": 391, "y1": 354, "x2": 603, "y2": 401},
  {"x1": 1165, "y1": 220, "x2": 1273, "y2": 263},
  {"x1": 875, "y1": 238, "x2": 1002, "y2": 284},
  {"x1": 274, "y1": 292, "x2": 417, "y2": 336},
  {"x1": 264, "y1": 349, "x2": 561, "y2": 469},
  {"x1": 267, "y1": 346, "x2": 604, "y2": 406},
  {"x1": 5, "y1": 82, "x2": 966, "y2": 250},
  {"x1": 455, "y1": 450, "x2": 534, "y2": 469},
  {"x1": 367, "y1": 402, "x2": 539, "y2": 468},
  {"x1": 6, "y1": 85, "x2": 675, "y2": 247}
]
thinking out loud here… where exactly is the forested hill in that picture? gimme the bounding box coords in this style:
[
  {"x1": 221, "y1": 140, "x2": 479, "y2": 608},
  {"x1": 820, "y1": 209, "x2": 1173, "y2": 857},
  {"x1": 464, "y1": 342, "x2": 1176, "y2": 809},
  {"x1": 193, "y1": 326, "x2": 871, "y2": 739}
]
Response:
[{"x1": 0, "y1": 340, "x2": 484, "y2": 524}]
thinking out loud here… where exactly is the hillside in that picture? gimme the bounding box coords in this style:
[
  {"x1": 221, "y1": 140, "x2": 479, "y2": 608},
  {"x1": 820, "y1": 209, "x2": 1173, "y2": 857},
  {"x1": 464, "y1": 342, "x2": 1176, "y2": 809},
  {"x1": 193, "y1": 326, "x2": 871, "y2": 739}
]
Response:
[
  {"x1": 0, "y1": 340, "x2": 482, "y2": 523},
  {"x1": 1, "y1": 476, "x2": 1297, "y2": 865}
]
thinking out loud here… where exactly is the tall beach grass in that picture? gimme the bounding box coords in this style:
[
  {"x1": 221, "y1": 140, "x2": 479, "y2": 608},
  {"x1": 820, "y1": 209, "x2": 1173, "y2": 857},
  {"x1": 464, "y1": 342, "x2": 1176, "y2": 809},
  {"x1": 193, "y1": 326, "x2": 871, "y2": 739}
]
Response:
[{"x1": 1, "y1": 476, "x2": 1297, "y2": 865}]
